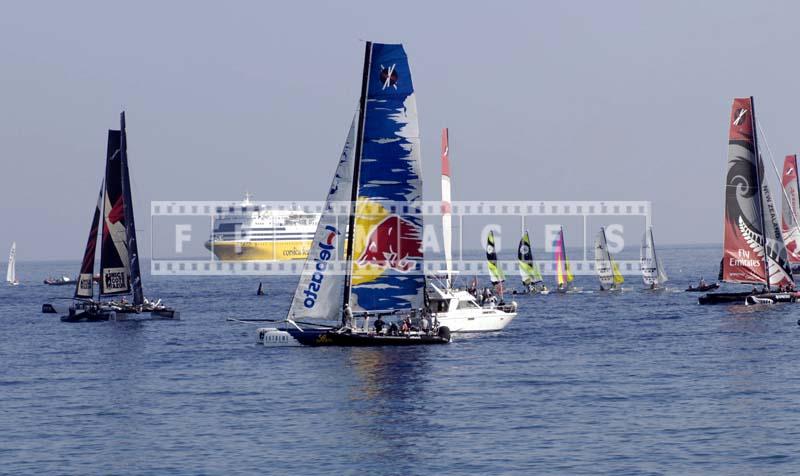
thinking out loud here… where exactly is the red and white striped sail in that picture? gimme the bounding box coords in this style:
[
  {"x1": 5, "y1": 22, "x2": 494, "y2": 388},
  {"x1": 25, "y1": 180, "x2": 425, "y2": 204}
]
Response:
[
  {"x1": 441, "y1": 128, "x2": 453, "y2": 288},
  {"x1": 781, "y1": 154, "x2": 800, "y2": 264}
]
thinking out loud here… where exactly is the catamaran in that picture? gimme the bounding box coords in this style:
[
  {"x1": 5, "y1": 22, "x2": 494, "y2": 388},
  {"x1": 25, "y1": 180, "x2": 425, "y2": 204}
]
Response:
[
  {"x1": 517, "y1": 231, "x2": 547, "y2": 294},
  {"x1": 554, "y1": 226, "x2": 577, "y2": 292},
  {"x1": 58, "y1": 112, "x2": 179, "y2": 321},
  {"x1": 699, "y1": 96, "x2": 795, "y2": 305},
  {"x1": 640, "y1": 226, "x2": 668, "y2": 289},
  {"x1": 256, "y1": 42, "x2": 449, "y2": 346},
  {"x1": 486, "y1": 230, "x2": 505, "y2": 297},
  {"x1": 595, "y1": 227, "x2": 624, "y2": 291},
  {"x1": 425, "y1": 129, "x2": 517, "y2": 333},
  {"x1": 6, "y1": 242, "x2": 18, "y2": 286},
  {"x1": 781, "y1": 154, "x2": 800, "y2": 272}
]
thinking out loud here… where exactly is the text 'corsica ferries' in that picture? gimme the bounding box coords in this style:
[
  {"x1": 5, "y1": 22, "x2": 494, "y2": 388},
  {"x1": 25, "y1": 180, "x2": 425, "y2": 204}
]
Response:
[
  {"x1": 256, "y1": 42, "x2": 450, "y2": 346},
  {"x1": 205, "y1": 193, "x2": 320, "y2": 261}
]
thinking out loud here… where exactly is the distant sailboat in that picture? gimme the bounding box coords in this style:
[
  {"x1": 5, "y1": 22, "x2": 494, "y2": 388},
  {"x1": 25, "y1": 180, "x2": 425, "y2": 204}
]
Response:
[
  {"x1": 486, "y1": 230, "x2": 505, "y2": 297},
  {"x1": 6, "y1": 242, "x2": 18, "y2": 286},
  {"x1": 266, "y1": 42, "x2": 449, "y2": 346},
  {"x1": 518, "y1": 231, "x2": 547, "y2": 294},
  {"x1": 554, "y1": 226, "x2": 575, "y2": 292},
  {"x1": 595, "y1": 227, "x2": 624, "y2": 291},
  {"x1": 640, "y1": 226, "x2": 668, "y2": 289},
  {"x1": 700, "y1": 96, "x2": 795, "y2": 305},
  {"x1": 781, "y1": 154, "x2": 800, "y2": 272}
]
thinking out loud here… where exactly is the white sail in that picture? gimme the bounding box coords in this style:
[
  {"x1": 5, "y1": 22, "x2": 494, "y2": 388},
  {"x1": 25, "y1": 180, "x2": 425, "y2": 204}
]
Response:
[
  {"x1": 594, "y1": 230, "x2": 613, "y2": 290},
  {"x1": 6, "y1": 242, "x2": 16, "y2": 284},
  {"x1": 441, "y1": 128, "x2": 453, "y2": 289},
  {"x1": 641, "y1": 227, "x2": 668, "y2": 286},
  {"x1": 286, "y1": 119, "x2": 355, "y2": 321},
  {"x1": 760, "y1": 170, "x2": 793, "y2": 287}
]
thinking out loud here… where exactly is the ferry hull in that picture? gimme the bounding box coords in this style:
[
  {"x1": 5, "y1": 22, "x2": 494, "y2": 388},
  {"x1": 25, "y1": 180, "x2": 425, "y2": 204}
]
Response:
[{"x1": 205, "y1": 240, "x2": 311, "y2": 261}]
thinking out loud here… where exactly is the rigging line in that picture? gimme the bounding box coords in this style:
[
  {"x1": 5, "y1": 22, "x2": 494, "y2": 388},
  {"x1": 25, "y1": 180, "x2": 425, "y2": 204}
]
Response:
[{"x1": 756, "y1": 119, "x2": 800, "y2": 234}]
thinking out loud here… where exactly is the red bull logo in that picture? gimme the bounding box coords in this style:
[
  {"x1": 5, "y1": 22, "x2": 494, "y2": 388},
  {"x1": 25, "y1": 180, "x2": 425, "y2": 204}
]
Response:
[
  {"x1": 303, "y1": 225, "x2": 338, "y2": 309},
  {"x1": 356, "y1": 215, "x2": 422, "y2": 272}
]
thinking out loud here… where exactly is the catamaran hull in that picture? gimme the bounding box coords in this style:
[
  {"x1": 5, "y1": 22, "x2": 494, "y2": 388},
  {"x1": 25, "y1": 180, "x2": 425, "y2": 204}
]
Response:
[
  {"x1": 43, "y1": 280, "x2": 75, "y2": 286},
  {"x1": 59, "y1": 303, "x2": 180, "y2": 322},
  {"x1": 257, "y1": 327, "x2": 303, "y2": 346},
  {"x1": 60, "y1": 309, "x2": 115, "y2": 322},
  {"x1": 285, "y1": 327, "x2": 451, "y2": 346},
  {"x1": 698, "y1": 292, "x2": 797, "y2": 305},
  {"x1": 685, "y1": 284, "x2": 720, "y2": 292}
]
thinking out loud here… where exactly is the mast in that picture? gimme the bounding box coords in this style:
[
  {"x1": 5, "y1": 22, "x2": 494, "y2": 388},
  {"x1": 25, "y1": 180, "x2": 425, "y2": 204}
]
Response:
[
  {"x1": 750, "y1": 97, "x2": 770, "y2": 289},
  {"x1": 342, "y1": 41, "x2": 372, "y2": 310},
  {"x1": 119, "y1": 112, "x2": 144, "y2": 305},
  {"x1": 560, "y1": 226, "x2": 567, "y2": 285}
]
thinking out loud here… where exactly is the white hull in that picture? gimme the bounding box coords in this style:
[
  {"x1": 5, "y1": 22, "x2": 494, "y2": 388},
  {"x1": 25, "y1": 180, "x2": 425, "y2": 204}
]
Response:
[
  {"x1": 434, "y1": 309, "x2": 517, "y2": 333},
  {"x1": 110, "y1": 312, "x2": 181, "y2": 321},
  {"x1": 257, "y1": 327, "x2": 302, "y2": 346},
  {"x1": 427, "y1": 283, "x2": 518, "y2": 333}
]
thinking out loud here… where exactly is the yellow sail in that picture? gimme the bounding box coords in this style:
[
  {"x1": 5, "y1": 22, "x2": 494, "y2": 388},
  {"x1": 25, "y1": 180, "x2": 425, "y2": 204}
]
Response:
[
  {"x1": 565, "y1": 257, "x2": 574, "y2": 283},
  {"x1": 611, "y1": 260, "x2": 624, "y2": 285}
]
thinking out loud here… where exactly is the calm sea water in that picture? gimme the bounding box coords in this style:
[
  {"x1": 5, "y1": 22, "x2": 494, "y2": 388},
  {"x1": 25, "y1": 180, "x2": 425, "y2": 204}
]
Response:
[{"x1": 2, "y1": 245, "x2": 800, "y2": 475}]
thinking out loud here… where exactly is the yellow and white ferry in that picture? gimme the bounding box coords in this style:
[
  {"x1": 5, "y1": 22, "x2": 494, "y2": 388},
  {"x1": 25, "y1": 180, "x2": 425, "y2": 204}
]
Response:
[{"x1": 205, "y1": 194, "x2": 320, "y2": 261}]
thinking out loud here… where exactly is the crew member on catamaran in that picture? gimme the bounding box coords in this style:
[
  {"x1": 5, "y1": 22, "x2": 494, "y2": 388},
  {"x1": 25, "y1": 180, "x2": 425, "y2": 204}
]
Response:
[{"x1": 342, "y1": 304, "x2": 353, "y2": 328}]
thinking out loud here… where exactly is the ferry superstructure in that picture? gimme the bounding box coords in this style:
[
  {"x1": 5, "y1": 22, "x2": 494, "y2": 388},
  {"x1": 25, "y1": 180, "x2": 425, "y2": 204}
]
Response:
[{"x1": 205, "y1": 194, "x2": 320, "y2": 261}]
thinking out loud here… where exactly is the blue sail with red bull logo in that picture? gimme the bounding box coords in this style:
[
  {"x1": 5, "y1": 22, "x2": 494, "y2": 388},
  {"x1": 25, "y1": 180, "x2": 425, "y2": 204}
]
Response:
[
  {"x1": 287, "y1": 119, "x2": 355, "y2": 320},
  {"x1": 349, "y1": 43, "x2": 424, "y2": 313}
]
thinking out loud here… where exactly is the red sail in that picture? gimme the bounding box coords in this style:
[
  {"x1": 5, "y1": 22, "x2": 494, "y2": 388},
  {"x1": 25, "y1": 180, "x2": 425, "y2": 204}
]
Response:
[
  {"x1": 781, "y1": 154, "x2": 800, "y2": 264},
  {"x1": 721, "y1": 97, "x2": 767, "y2": 285}
]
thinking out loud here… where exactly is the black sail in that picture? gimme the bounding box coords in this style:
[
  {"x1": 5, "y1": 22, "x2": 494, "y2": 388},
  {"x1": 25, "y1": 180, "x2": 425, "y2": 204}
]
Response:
[
  {"x1": 100, "y1": 129, "x2": 131, "y2": 296},
  {"x1": 74, "y1": 182, "x2": 104, "y2": 299},
  {"x1": 120, "y1": 112, "x2": 144, "y2": 305}
]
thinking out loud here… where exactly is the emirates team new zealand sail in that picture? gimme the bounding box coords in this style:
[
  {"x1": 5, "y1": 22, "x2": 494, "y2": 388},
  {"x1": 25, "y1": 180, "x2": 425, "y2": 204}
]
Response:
[
  {"x1": 699, "y1": 97, "x2": 795, "y2": 305},
  {"x1": 277, "y1": 42, "x2": 450, "y2": 345},
  {"x1": 781, "y1": 154, "x2": 800, "y2": 271}
]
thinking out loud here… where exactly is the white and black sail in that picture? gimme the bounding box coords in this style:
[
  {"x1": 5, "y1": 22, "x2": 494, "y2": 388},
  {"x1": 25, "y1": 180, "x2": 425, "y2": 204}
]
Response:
[
  {"x1": 75, "y1": 183, "x2": 104, "y2": 299},
  {"x1": 640, "y1": 226, "x2": 667, "y2": 287},
  {"x1": 99, "y1": 129, "x2": 131, "y2": 296},
  {"x1": 594, "y1": 229, "x2": 614, "y2": 290}
]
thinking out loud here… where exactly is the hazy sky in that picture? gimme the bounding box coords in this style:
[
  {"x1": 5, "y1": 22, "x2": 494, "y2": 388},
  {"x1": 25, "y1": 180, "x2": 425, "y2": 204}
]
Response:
[{"x1": 3, "y1": 0, "x2": 800, "y2": 260}]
